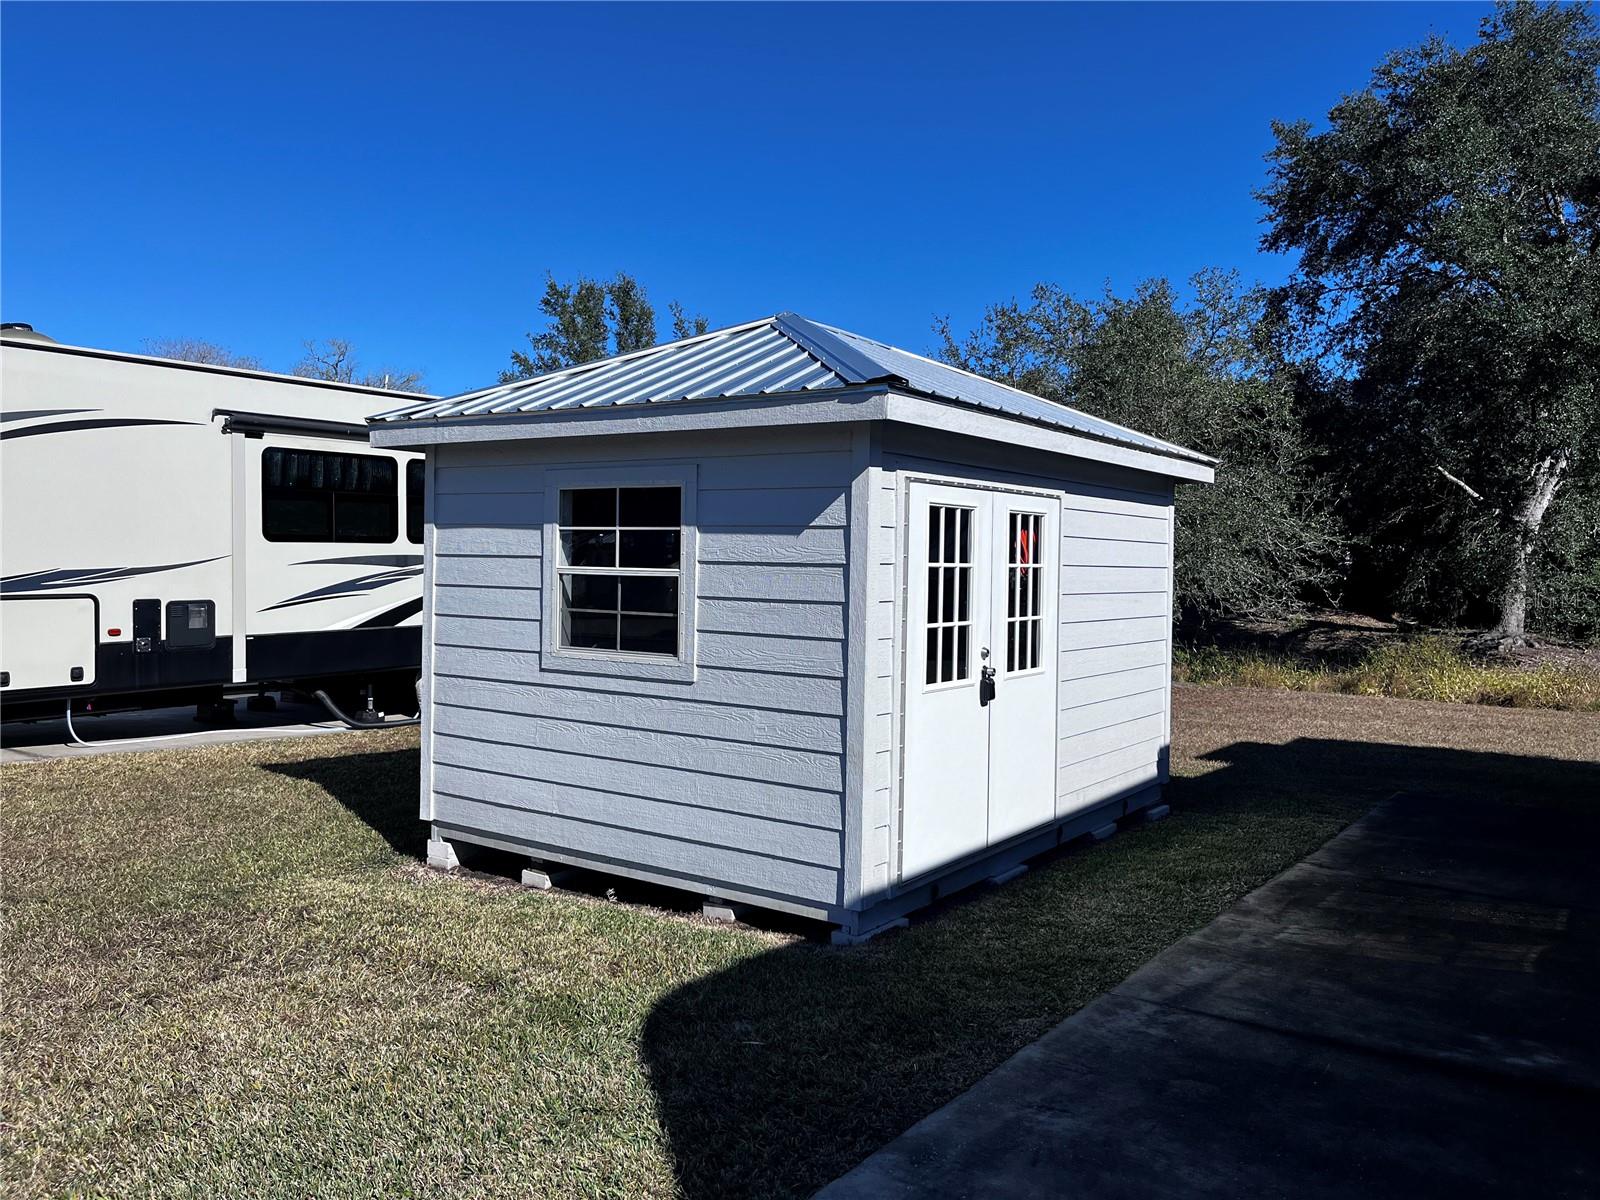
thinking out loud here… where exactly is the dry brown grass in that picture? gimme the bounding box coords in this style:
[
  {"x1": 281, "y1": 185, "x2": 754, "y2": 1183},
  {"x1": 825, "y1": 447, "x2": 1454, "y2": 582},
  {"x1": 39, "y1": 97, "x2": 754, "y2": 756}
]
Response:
[{"x1": 1176, "y1": 637, "x2": 1600, "y2": 711}]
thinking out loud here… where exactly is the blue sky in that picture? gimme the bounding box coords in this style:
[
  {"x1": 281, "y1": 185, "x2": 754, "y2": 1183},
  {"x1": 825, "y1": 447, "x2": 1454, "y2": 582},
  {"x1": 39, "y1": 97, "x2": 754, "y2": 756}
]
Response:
[{"x1": 3, "y1": 1, "x2": 1484, "y2": 396}]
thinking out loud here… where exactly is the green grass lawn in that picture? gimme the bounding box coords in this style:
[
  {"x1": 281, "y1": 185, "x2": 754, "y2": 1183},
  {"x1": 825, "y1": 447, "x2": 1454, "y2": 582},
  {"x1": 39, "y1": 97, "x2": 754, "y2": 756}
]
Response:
[{"x1": 4, "y1": 687, "x2": 1597, "y2": 1198}]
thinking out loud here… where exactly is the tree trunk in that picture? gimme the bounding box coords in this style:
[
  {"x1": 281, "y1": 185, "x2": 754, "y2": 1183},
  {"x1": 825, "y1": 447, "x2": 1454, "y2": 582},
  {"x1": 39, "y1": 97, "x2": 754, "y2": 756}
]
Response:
[{"x1": 1484, "y1": 450, "x2": 1570, "y2": 649}]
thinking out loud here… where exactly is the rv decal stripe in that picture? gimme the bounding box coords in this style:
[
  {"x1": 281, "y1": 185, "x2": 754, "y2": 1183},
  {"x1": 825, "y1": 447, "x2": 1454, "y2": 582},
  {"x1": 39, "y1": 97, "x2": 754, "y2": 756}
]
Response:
[
  {"x1": 0, "y1": 417, "x2": 202, "y2": 441},
  {"x1": 293, "y1": 555, "x2": 424, "y2": 568},
  {"x1": 356, "y1": 598, "x2": 425, "y2": 627},
  {"x1": 260, "y1": 566, "x2": 423, "y2": 612},
  {"x1": 0, "y1": 556, "x2": 228, "y2": 594},
  {"x1": 0, "y1": 407, "x2": 97, "y2": 424}
]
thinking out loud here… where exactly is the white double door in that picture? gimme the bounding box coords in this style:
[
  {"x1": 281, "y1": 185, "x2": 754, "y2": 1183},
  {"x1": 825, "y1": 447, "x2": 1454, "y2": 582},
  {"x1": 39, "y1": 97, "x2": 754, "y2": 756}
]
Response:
[{"x1": 901, "y1": 481, "x2": 1060, "y2": 882}]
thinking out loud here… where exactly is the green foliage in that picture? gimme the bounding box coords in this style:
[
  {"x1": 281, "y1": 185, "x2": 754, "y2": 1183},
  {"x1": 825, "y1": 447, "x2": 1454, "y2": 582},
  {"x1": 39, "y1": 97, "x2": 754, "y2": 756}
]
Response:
[
  {"x1": 938, "y1": 271, "x2": 1339, "y2": 619},
  {"x1": 1531, "y1": 463, "x2": 1600, "y2": 635},
  {"x1": 1260, "y1": 1, "x2": 1600, "y2": 639},
  {"x1": 502, "y1": 273, "x2": 708, "y2": 383},
  {"x1": 502, "y1": 274, "x2": 614, "y2": 380},
  {"x1": 1175, "y1": 636, "x2": 1600, "y2": 710},
  {"x1": 669, "y1": 300, "x2": 710, "y2": 341}
]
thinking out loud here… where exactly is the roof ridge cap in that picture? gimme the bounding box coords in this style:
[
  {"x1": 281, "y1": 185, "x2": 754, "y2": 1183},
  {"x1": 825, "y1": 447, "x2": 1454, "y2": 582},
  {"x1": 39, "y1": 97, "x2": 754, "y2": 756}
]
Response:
[{"x1": 772, "y1": 313, "x2": 898, "y2": 387}]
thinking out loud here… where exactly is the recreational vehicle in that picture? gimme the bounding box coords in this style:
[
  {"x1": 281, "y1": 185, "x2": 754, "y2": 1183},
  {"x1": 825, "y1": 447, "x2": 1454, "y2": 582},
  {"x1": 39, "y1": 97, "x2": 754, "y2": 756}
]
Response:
[{"x1": 0, "y1": 325, "x2": 431, "y2": 723}]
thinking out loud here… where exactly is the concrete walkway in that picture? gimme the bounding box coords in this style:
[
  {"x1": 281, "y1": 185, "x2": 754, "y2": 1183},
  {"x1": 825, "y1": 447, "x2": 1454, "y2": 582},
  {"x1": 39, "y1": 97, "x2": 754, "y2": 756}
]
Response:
[
  {"x1": 1, "y1": 697, "x2": 354, "y2": 763},
  {"x1": 818, "y1": 792, "x2": 1600, "y2": 1198}
]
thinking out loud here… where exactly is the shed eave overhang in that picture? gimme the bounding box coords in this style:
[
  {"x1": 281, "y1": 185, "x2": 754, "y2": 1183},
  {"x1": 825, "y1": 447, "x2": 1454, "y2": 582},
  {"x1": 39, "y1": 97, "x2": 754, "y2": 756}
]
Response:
[{"x1": 369, "y1": 384, "x2": 1214, "y2": 484}]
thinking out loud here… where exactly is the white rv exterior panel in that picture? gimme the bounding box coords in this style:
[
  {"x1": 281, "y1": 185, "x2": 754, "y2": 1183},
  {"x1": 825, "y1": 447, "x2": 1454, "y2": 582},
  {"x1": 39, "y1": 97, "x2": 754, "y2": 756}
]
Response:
[{"x1": 0, "y1": 596, "x2": 97, "y2": 690}]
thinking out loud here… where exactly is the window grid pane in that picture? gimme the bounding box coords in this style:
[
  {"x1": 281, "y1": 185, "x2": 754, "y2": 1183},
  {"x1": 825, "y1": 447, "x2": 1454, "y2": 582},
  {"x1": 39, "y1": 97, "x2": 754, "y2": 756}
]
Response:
[
  {"x1": 924, "y1": 504, "x2": 974, "y2": 686},
  {"x1": 557, "y1": 485, "x2": 682, "y2": 658}
]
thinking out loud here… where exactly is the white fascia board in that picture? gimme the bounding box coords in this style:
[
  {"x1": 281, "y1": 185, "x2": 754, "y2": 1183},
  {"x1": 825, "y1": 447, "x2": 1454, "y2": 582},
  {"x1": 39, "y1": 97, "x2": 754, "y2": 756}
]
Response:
[
  {"x1": 367, "y1": 388, "x2": 893, "y2": 448},
  {"x1": 882, "y1": 392, "x2": 1216, "y2": 484},
  {"x1": 2, "y1": 337, "x2": 437, "y2": 402},
  {"x1": 367, "y1": 384, "x2": 1216, "y2": 485}
]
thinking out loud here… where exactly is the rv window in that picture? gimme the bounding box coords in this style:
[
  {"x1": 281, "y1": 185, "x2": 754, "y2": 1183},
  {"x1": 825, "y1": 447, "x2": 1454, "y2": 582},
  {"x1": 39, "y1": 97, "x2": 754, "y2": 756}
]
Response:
[
  {"x1": 262, "y1": 448, "x2": 398, "y2": 543},
  {"x1": 406, "y1": 460, "x2": 424, "y2": 544},
  {"x1": 556, "y1": 485, "x2": 681, "y2": 657}
]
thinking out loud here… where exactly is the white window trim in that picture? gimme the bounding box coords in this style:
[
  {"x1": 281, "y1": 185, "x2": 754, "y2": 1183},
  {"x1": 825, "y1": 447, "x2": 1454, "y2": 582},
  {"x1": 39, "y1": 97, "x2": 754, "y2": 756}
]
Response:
[{"x1": 540, "y1": 462, "x2": 699, "y2": 683}]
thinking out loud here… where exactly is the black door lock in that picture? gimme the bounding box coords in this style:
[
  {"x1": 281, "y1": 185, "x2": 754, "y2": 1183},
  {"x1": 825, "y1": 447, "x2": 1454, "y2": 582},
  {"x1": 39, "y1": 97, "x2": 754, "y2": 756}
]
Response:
[{"x1": 979, "y1": 664, "x2": 997, "y2": 707}]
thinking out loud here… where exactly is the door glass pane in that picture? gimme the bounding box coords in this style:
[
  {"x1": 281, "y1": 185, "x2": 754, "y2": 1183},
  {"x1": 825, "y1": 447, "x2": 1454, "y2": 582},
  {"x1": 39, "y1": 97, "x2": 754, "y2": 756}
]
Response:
[
  {"x1": 1006, "y1": 511, "x2": 1044, "y2": 673},
  {"x1": 924, "y1": 503, "x2": 974, "y2": 686}
]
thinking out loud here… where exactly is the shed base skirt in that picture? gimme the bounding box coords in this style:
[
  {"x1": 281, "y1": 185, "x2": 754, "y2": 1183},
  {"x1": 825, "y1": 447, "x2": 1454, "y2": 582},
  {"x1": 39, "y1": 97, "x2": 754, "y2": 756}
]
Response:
[
  {"x1": 835, "y1": 783, "x2": 1162, "y2": 942},
  {"x1": 426, "y1": 783, "x2": 1164, "y2": 941}
]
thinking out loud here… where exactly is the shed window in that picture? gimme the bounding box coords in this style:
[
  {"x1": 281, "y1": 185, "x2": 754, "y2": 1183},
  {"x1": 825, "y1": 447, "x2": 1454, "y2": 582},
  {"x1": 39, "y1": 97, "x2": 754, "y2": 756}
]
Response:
[
  {"x1": 556, "y1": 486, "x2": 682, "y2": 656},
  {"x1": 262, "y1": 447, "x2": 397, "y2": 543}
]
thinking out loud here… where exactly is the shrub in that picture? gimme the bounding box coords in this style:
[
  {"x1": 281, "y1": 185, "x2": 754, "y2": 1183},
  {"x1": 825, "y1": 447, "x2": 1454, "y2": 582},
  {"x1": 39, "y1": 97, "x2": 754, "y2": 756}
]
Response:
[
  {"x1": 1176, "y1": 637, "x2": 1600, "y2": 711},
  {"x1": 1346, "y1": 638, "x2": 1483, "y2": 703},
  {"x1": 1173, "y1": 647, "x2": 1328, "y2": 691}
]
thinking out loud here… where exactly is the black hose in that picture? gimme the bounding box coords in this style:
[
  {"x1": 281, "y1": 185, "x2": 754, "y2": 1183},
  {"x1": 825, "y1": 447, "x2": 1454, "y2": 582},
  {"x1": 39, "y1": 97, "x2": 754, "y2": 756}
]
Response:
[{"x1": 313, "y1": 689, "x2": 420, "y2": 729}]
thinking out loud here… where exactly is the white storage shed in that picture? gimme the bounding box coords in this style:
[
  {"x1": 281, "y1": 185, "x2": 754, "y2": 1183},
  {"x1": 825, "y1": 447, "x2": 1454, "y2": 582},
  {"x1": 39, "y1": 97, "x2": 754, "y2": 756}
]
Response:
[{"x1": 369, "y1": 315, "x2": 1214, "y2": 942}]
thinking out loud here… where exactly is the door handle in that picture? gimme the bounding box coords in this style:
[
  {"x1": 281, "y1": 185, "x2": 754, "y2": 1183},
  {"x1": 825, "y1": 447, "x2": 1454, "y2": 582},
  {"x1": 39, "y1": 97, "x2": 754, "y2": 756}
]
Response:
[{"x1": 979, "y1": 664, "x2": 997, "y2": 707}]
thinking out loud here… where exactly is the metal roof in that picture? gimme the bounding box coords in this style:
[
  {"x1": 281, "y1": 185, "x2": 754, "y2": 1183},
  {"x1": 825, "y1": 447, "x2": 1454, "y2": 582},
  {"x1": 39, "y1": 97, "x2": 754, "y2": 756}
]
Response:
[{"x1": 370, "y1": 313, "x2": 1214, "y2": 466}]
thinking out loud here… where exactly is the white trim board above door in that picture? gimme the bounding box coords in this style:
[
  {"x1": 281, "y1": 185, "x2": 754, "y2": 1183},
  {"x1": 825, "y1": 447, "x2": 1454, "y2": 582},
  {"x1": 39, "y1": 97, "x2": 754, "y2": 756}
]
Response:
[{"x1": 899, "y1": 480, "x2": 1061, "y2": 883}]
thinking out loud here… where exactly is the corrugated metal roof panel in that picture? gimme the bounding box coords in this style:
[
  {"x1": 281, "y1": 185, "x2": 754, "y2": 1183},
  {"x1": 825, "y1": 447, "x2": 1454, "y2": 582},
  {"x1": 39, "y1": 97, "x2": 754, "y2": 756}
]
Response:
[
  {"x1": 369, "y1": 318, "x2": 850, "y2": 423},
  {"x1": 370, "y1": 312, "x2": 1214, "y2": 467},
  {"x1": 799, "y1": 318, "x2": 1211, "y2": 464}
]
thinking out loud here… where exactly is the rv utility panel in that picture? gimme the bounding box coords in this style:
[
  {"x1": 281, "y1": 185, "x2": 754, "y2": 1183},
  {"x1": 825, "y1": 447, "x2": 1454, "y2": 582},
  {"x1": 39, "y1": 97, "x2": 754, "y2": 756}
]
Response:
[
  {"x1": 132, "y1": 599, "x2": 160, "y2": 653},
  {"x1": 164, "y1": 600, "x2": 216, "y2": 650}
]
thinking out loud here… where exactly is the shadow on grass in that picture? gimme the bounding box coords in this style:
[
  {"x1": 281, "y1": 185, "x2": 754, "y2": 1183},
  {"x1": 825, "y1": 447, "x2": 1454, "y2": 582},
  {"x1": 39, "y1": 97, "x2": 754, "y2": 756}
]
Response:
[
  {"x1": 639, "y1": 737, "x2": 1600, "y2": 1199},
  {"x1": 265, "y1": 748, "x2": 427, "y2": 861},
  {"x1": 255, "y1": 733, "x2": 1599, "y2": 1197}
]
